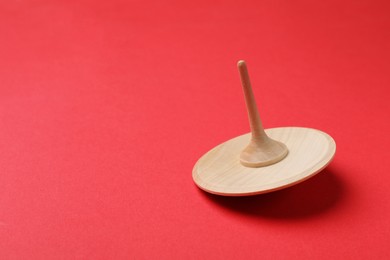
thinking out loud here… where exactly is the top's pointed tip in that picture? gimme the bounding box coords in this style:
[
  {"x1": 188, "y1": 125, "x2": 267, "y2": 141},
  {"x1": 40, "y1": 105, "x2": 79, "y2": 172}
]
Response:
[{"x1": 237, "y1": 60, "x2": 246, "y2": 67}]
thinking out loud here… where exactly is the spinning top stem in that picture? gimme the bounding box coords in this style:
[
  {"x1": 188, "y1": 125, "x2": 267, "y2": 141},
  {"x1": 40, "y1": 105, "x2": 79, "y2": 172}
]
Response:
[{"x1": 238, "y1": 60, "x2": 288, "y2": 167}]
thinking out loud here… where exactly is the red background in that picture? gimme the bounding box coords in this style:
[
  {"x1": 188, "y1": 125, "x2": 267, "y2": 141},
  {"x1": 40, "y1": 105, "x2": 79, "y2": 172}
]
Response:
[{"x1": 1, "y1": 0, "x2": 389, "y2": 259}]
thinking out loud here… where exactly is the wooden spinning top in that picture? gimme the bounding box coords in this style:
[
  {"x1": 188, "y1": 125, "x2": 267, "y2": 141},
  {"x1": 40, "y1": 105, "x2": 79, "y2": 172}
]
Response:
[{"x1": 192, "y1": 60, "x2": 336, "y2": 196}]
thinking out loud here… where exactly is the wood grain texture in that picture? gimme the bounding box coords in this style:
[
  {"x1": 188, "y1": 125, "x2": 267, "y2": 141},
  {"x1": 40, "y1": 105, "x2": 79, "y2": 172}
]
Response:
[{"x1": 193, "y1": 127, "x2": 336, "y2": 196}]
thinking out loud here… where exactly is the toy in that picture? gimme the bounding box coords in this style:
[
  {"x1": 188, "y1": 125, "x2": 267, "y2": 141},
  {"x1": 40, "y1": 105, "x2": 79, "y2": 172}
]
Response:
[{"x1": 192, "y1": 60, "x2": 336, "y2": 196}]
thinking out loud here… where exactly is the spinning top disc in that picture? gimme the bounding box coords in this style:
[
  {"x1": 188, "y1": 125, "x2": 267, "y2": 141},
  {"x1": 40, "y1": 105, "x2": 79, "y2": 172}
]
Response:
[
  {"x1": 193, "y1": 127, "x2": 336, "y2": 196},
  {"x1": 192, "y1": 60, "x2": 336, "y2": 196}
]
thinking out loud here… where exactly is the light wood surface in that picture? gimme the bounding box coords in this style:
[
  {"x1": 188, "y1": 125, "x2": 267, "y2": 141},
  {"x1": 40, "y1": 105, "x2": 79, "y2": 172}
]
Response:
[
  {"x1": 237, "y1": 60, "x2": 288, "y2": 167},
  {"x1": 193, "y1": 127, "x2": 336, "y2": 196}
]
